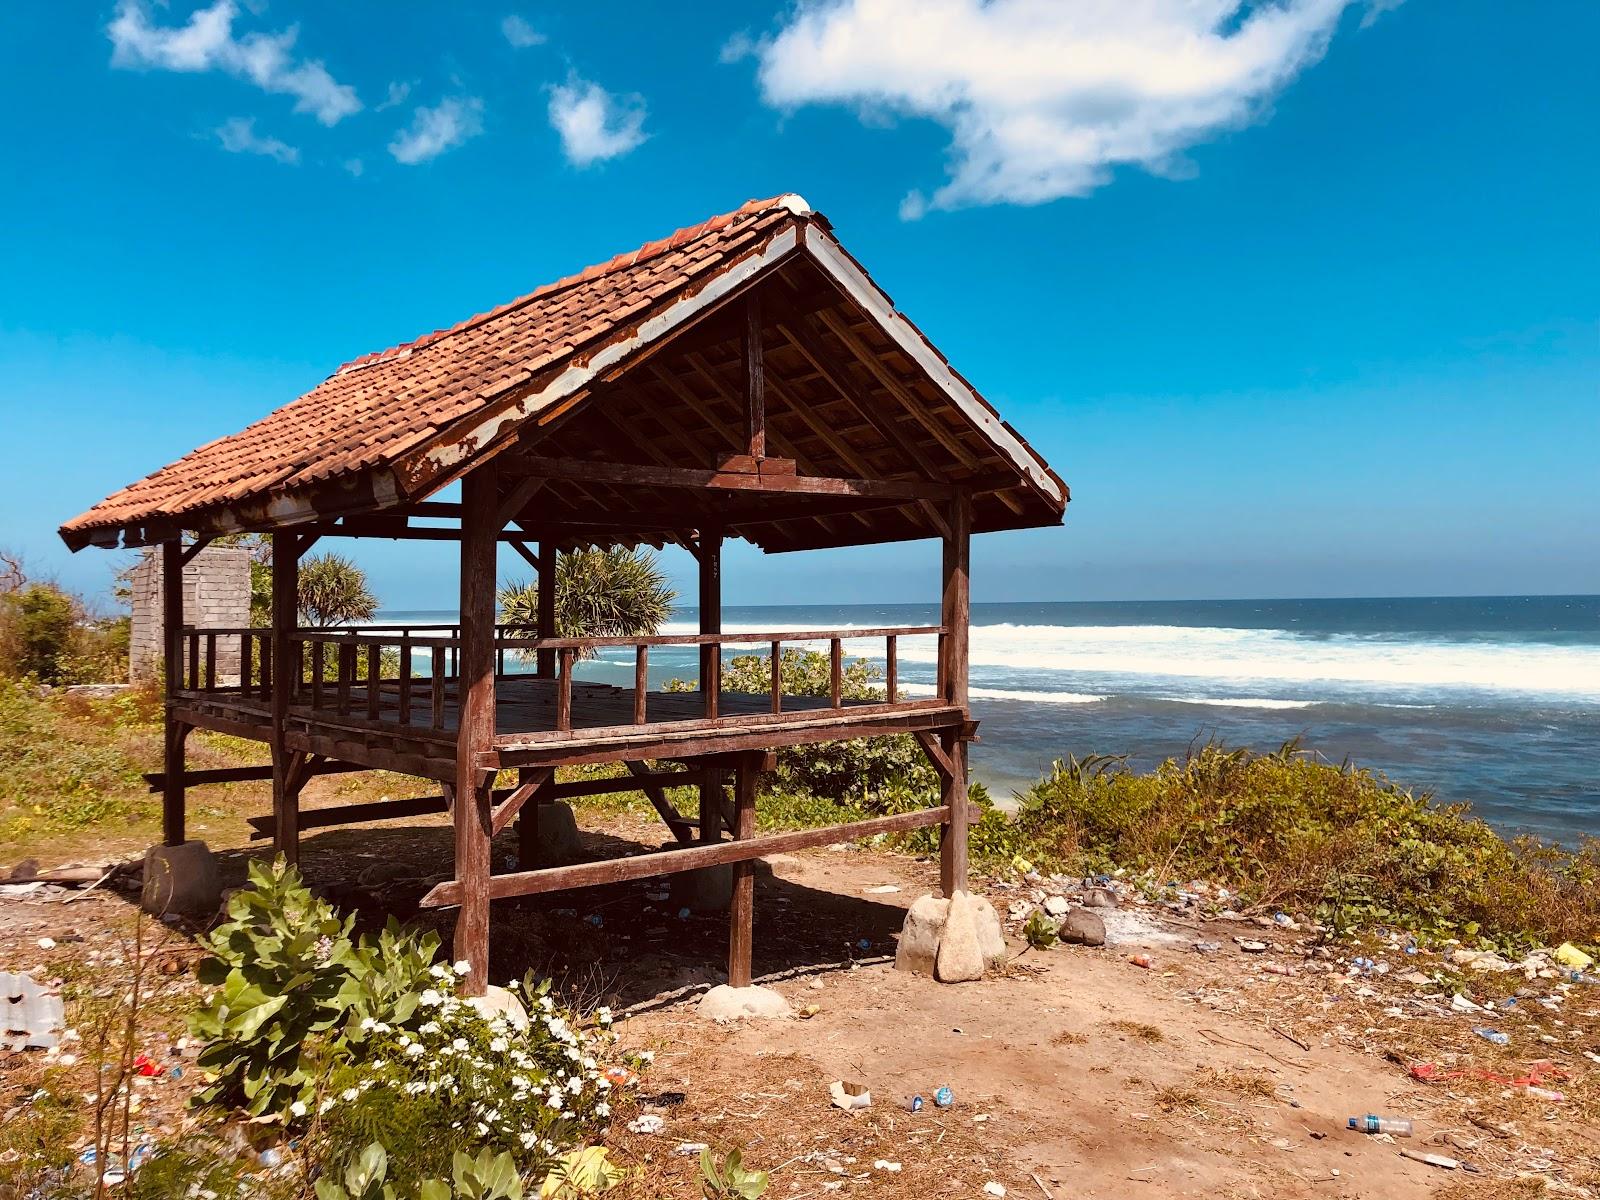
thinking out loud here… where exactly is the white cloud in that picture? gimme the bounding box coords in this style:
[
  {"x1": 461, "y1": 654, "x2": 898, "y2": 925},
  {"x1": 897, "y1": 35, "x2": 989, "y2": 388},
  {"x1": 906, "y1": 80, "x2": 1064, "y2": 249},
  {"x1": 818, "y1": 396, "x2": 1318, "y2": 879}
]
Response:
[
  {"x1": 749, "y1": 0, "x2": 1377, "y2": 215},
  {"x1": 215, "y1": 116, "x2": 299, "y2": 163},
  {"x1": 343, "y1": 157, "x2": 365, "y2": 177},
  {"x1": 547, "y1": 77, "x2": 647, "y2": 167},
  {"x1": 502, "y1": 15, "x2": 546, "y2": 48},
  {"x1": 388, "y1": 97, "x2": 485, "y2": 165},
  {"x1": 377, "y1": 81, "x2": 412, "y2": 112},
  {"x1": 108, "y1": 0, "x2": 360, "y2": 125}
]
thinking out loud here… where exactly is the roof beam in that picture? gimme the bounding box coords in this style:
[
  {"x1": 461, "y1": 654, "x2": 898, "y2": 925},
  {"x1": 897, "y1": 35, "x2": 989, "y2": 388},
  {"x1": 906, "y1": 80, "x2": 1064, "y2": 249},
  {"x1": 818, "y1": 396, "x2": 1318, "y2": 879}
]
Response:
[{"x1": 512, "y1": 455, "x2": 958, "y2": 501}]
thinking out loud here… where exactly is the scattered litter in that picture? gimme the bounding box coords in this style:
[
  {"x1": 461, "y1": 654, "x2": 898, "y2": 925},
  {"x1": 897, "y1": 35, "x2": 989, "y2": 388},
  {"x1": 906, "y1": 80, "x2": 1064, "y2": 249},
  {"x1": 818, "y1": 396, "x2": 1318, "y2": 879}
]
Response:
[
  {"x1": 873, "y1": 1160, "x2": 902, "y2": 1172},
  {"x1": 863, "y1": 885, "x2": 899, "y2": 895},
  {"x1": 1450, "y1": 993, "x2": 1484, "y2": 1013},
  {"x1": 1235, "y1": 939, "x2": 1268, "y2": 954},
  {"x1": 1, "y1": 971, "x2": 63, "y2": 1050},
  {"x1": 1472, "y1": 1028, "x2": 1510, "y2": 1046},
  {"x1": 829, "y1": 1080, "x2": 871, "y2": 1111},
  {"x1": 1468, "y1": 1114, "x2": 1515, "y2": 1138},
  {"x1": 983, "y1": 1183, "x2": 1007, "y2": 1198},
  {"x1": 1263, "y1": 963, "x2": 1297, "y2": 977},
  {"x1": 674, "y1": 1143, "x2": 709, "y2": 1156},
  {"x1": 934, "y1": 1085, "x2": 954, "y2": 1109},
  {"x1": 1128, "y1": 954, "x2": 1152, "y2": 969},
  {"x1": 37, "y1": 937, "x2": 56, "y2": 950},
  {"x1": 1398, "y1": 1149, "x2": 1460, "y2": 1170},
  {"x1": 798, "y1": 1004, "x2": 821, "y2": 1019},
  {"x1": 1193, "y1": 941, "x2": 1221, "y2": 954},
  {"x1": 258, "y1": 1147, "x2": 283, "y2": 1168},
  {"x1": 903, "y1": 1094, "x2": 924, "y2": 1112},
  {"x1": 627, "y1": 1114, "x2": 664, "y2": 1135},
  {"x1": 1349, "y1": 1115, "x2": 1413, "y2": 1137},
  {"x1": 1554, "y1": 942, "x2": 1593, "y2": 971}
]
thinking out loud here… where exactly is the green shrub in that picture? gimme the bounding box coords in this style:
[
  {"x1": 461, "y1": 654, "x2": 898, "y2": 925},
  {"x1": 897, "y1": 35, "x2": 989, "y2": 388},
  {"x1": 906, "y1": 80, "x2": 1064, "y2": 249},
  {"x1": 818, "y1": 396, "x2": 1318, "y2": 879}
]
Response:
[
  {"x1": 1007, "y1": 741, "x2": 1600, "y2": 950},
  {"x1": 2, "y1": 582, "x2": 76, "y2": 682}
]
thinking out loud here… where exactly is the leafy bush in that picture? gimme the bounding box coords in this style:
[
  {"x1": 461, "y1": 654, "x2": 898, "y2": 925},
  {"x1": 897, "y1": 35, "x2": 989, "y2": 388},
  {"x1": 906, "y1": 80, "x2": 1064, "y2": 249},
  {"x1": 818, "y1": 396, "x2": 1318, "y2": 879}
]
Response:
[{"x1": 1006, "y1": 741, "x2": 1600, "y2": 949}]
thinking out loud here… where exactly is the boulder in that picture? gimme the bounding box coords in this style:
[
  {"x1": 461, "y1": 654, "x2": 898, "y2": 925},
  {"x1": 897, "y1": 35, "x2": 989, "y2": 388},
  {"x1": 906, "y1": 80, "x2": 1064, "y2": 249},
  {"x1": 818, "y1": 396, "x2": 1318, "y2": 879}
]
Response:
[
  {"x1": 531, "y1": 802, "x2": 584, "y2": 866},
  {"x1": 140, "y1": 840, "x2": 220, "y2": 916},
  {"x1": 894, "y1": 895, "x2": 950, "y2": 975},
  {"x1": 467, "y1": 985, "x2": 529, "y2": 1031},
  {"x1": 1082, "y1": 886, "x2": 1118, "y2": 908},
  {"x1": 971, "y1": 896, "x2": 1007, "y2": 965},
  {"x1": 673, "y1": 863, "x2": 733, "y2": 912},
  {"x1": 698, "y1": 984, "x2": 792, "y2": 1022},
  {"x1": 1059, "y1": 908, "x2": 1107, "y2": 947},
  {"x1": 935, "y1": 891, "x2": 986, "y2": 983},
  {"x1": 1043, "y1": 895, "x2": 1070, "y2": 917}
]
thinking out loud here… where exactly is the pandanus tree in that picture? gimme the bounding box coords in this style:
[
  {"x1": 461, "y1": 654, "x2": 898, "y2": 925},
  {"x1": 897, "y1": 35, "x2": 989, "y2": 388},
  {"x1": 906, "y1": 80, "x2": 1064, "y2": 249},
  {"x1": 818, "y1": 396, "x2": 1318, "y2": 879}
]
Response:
[{"x1": 497, "y1": 547, "x2": 675, "y2": 650}]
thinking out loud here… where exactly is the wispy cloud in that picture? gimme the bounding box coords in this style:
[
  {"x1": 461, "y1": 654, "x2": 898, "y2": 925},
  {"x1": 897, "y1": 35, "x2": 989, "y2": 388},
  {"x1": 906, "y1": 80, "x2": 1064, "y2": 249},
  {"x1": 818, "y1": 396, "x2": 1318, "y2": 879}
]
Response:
[
  {"x1": 376, "y1": 81, "x2": 412, "y2": 112},
  {"x1": 215, "y1": 116, "x2": 299, "y2": 164},
  {"x1": 108, "y1": 0, "x2": 360, "y2": 126},
  {"x1": 343, "y1": 157, "x2": 365, "y2": 177},
  {"x1": 501, "y1": 14, "x2": 546, "y2": 48},
  {"x1": 547, "y1": 76, "x2": 647, "y2": 167},
  {"x1": 388, "y1": 96, "x2": 485, "y2": 165},
  {"x1": 745, "y1": 0, "x2": 1375, "y2": 216}
]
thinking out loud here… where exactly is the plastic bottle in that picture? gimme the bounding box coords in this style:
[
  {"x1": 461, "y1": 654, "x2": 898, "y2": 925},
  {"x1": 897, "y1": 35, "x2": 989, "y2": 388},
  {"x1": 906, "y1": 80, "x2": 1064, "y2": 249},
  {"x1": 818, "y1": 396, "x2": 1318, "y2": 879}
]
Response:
[
  {"x1": 1473, "y1": 1027, "x2": 1510, "y2": 1046},
  {"x1": 1348, "y1": 1115, "x2": 1413, "y2": 1137}
]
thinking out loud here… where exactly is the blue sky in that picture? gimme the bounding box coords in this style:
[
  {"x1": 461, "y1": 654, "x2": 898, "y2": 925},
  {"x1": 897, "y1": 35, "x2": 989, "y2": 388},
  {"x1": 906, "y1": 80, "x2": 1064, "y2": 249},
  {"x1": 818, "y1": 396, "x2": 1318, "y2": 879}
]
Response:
[{"x1": 2, "y1": 0, "x2": 1596, "y2": 611}]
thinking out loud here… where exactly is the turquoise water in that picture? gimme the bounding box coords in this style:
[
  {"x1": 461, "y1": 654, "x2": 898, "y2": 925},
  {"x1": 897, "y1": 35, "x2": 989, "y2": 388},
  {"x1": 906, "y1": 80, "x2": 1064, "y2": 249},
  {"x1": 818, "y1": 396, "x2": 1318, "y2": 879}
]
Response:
[{"x1": 377, "y1": 596, "x2": 1600, "y2": 845}]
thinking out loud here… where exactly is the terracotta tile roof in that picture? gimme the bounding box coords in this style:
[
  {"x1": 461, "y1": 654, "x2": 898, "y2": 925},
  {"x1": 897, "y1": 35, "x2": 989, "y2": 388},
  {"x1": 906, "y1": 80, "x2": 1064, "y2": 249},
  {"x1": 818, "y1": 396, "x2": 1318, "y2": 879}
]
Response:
[{"x1": 60, "y1": 195, "x2": 811, "y2": 543}]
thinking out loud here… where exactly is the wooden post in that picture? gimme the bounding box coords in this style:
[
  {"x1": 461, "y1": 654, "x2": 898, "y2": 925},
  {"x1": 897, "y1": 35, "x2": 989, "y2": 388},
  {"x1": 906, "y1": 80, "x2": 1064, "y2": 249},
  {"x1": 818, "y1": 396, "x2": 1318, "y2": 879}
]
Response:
[
  {"x1": 728, "y1": 756, "x2": 758, "y2": 987},
  {"x1": 454, "y1": 463, "x2": 498, "y2": 995},
  {"x1": 160, "y1": 540, "x2": 186, "y2": 846},
  {"x1": 939, "y1": 491, "x2": 971, "y2": 898},
  {"x1": 698, "y1": 527, "x2": 722, "y2": 715},
  {"x1": 270, "y1": 531, "x2": 301, "y2": 863},
  {"x1": 744, "y1": 293, "x2": 765, "y2": 460},
  {"x1": 516, "y1": 766, "x2": 543, "y2": 871},
  {"x1": 536, "y1": 540, "x2": 557, "y2": 678}
]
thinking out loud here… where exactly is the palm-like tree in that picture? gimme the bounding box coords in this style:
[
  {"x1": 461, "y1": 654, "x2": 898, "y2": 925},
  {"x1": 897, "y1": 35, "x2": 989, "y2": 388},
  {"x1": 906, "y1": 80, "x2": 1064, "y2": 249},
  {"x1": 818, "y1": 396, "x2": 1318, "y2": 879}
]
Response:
[
  {"x1": 498, "y1": 547, "x2": 675, "y2": 648},
  {"x1": 297, "y1": 553, "x2": 379, "y2": 627}
]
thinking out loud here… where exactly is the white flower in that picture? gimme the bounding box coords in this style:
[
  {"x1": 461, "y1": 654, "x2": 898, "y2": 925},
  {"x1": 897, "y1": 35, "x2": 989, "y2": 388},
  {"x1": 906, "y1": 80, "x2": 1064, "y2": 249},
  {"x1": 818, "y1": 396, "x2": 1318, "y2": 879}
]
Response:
[
  {"x1": 341, "y1": 1088, "x2": 358, "y2": 1102},
  {"x1": 546, "y1": 1091, "x2": 564, "y2": 1111},
  {"x1": 566, "y1": 1075, "x2": 583, "y2": 1094},
  {"x1": 289, "y1": 1100, "x2": 307, "y2": 1118},
  {"x1": 639, "y1": 1050, "x2": 655, "y2": 1064},
  {"x1": 490, "y1": 1037, "x2": 508, "y2": 1053},
  {"x1": 419, "y1": 990, "x2": 443, "y2": 1007},
  {"x1": 405, "y1": 1043, "x2": 425, "y2": 1058},
  {"x1": 595, "y1": 1101, "x2": 610, "y2": 1117},
  {"x1": 539, "y1": 996, "x2": 555, "y2": 1012},
  {"x1": 319, "y1": 1099, "x2": 334, "y2": 1114},
  {"x1": 581, "y1": 1056, "x2": 596, "y2": 1070},
  {"x1": 453, "y1": 959, "x2": 471, "y2": 975},
  {"x1": 596, "y1": 1006, "x2": 613, "y2": 1023},
  {"x1": 360, "y1": 1017, "x2": 376, "y2": 1032}
]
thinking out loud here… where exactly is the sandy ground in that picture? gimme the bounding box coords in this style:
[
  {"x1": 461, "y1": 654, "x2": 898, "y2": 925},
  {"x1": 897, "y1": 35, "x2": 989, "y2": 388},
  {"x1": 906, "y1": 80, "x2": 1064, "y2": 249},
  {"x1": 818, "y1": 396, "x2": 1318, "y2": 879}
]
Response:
[{"x1": 3, "y1": 801, "x2": 1596, "y2": 1198}]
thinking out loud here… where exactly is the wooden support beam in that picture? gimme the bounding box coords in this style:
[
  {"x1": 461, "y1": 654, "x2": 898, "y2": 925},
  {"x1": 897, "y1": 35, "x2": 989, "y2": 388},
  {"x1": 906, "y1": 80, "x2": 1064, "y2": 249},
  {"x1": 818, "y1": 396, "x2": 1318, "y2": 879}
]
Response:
[
  {"x1": 913, "y1": 729, "x2": 957, "y2": 781},
  {"x1": 624, "y1": 760, "x2": 695, "y2": 843},
  {"x1": 161, "y1": 539, "x2": 186, "y2": 846},
  {"x1": 744, "y1": 293, "x2": 765, "y2": 460},
  {"x1": 515, "y1": 455, "x2": 956, "y2": 500},
  {"x1": 698, "y1": 527, "x2": 722, "y2": 717},
  {"x1": 491, "y1": 768, "x2": 551, "y2": 837},
  {"x1": 728, "y1": 758, "x2": 758, "y2": 987},
  {"x1": 454, "y1": 463, "x2": 498, "y2": 995},
  {"x1": 938, "y1": 490, "x2": 971, "y2": 898},
  {"x1": 145, "y1": 762, "x2": 354, "y2": 791},
  {"x1": 178, "y1": 537, "x2": 213, "y2": 568},
  {"x1": 421, "y1": 804, "x2": 950, "y2": 906},
  {"x1": 537, "y1": 541, "x2": 557, "y2": 678},
  {"x1": 269, "y1": 531, "x2": 300, "y2": 862},
  {"x1": 497, "y1": 477, "x2": 547, "y2": 527}
]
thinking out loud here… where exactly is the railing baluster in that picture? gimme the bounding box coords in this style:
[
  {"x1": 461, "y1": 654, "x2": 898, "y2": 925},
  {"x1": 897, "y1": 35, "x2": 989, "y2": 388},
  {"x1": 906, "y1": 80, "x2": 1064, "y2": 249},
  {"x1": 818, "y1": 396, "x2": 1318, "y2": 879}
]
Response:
[
  {"x1": 204, "y1": 633, "x2": 217, "y2": 691},
  {"x1": 556, "y1": 647, "x2": 575, "y2": 731},
  {"x1": 241, "y1": 632, "x2": 253, "y2": 698},
  {"x1": 337, "y1": 641, "x2": 354, "y2": 714},
  {"x1": 366, "y1": 643, "x2": 380, "y2": 720},
  {"x1": 633, "y1": 645, "x2": 648, "y2": 724},
  {"x1": 398, "y1": 639, "x2": 412, "y2": 725},
  {"x1": 260, "y1": 632, "x2": 271, "y2": 699},
  {"x1": 885, "y1": 634, "x2": 897, "y2": 703},
  {"x1": 830, "y1": 638, "x2": 843, "y2": 708},
  {"x1": 187, "y1": 630, "x2": 199, "y2": 691},
  {"x1": 706, "y1": 640, "x2": 720, "y2": 719},
  {"x1": 430, "y1": 647, "x2": 445, "y2": 729},
  {"x1": 770, "y1": 640, "x2": 782, "y2": 714},
  {"x1": 311, "y1": 640, "x2": 325, "y2": 710}
]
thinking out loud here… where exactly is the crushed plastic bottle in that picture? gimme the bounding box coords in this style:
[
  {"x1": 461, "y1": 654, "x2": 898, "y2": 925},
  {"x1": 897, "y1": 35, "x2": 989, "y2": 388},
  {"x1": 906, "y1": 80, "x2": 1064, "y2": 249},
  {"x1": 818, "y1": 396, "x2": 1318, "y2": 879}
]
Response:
[
  {"x1": 1348, "y1": 1114, "x2": 1414, "y2": 1137},
  {"x1": 1473, "y1": 1028, "x2": 1510, "y2": 1046}
]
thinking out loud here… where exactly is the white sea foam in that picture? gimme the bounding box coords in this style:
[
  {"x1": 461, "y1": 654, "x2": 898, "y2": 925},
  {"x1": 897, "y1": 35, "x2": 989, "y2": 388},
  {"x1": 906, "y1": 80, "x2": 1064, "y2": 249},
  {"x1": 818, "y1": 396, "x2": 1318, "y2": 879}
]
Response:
[
  {"x1": 664, "y1": 619, "x2": 1600, "y2": 702},
  {"x1": 1167, "y1": 697, "x2": 1319, "y2": 710},
  {"x1": 900, "y1": 682, "x2": 1105, "y2": 705}
]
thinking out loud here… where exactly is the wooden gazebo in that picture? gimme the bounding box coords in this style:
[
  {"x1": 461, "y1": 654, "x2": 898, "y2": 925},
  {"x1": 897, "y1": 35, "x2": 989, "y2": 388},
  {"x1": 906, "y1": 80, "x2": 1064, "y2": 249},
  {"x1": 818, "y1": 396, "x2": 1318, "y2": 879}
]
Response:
[{"x1": 60, "y1": 195, "x2": 1068, "y2": 993}]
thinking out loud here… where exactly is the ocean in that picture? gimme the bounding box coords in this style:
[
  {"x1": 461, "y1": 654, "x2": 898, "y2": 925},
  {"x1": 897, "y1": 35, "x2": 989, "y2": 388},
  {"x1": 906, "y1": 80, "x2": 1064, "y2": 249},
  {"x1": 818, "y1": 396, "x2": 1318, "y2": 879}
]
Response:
[{"x1": 376, "y1": 596, "x2": 1600, "y2": 845}]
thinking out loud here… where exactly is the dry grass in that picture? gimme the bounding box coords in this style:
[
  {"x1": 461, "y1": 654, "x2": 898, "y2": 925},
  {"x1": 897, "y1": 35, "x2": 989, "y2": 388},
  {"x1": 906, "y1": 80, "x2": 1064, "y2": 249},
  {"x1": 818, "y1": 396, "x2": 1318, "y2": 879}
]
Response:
[
  {"x1": 1050, "y1": 1030, "x2": 1089, "y2": 1047},
  {"x1": 1104, "y1": 1019, "x2": 1165, "y2": 1043}
]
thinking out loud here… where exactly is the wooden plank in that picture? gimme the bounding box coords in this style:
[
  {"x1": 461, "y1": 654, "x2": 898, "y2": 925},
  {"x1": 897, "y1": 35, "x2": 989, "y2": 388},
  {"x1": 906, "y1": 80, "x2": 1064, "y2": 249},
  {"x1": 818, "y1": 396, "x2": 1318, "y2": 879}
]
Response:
[
  {"x1": 430, "y1": 648, "x2": 445, "y2": 728},
  {"x1": 886, "y1": 634, "x2": 898, "y2": 702},
  {"x1": 269, "y1": 530, "x2": 300, "y2": 863},
  {"x1": 939, "y1": 490, "x2": 971, "y2": 898},
  {"x1": 913, "y1": 729, "x2": 956, "y2": 781},
  {"x1": 769, "y1": 640, "x2": 781, "y2": 714},
  {"x1": 454, "y1": 463, "x2": 498, "y2": 995},
  {"x1": 422, "y1": 805, "x2": 950, "y2": 907},
  {"x1": 161, "y1": 540, "x2": 186, "y2": 846},
  {"x1": 623, "y1": 761, "x2": 696, "y2": 844},
  {"x1": 556, "y1": 648, "x2": 575, "y2": 730},
  {"x1": 633, "y1": 645, "x2": 648, "y2": 723},
  {"x1": 144, "y1": 760, "x2": 365, "y2": 792},
  {"x1": 516, "y1": 454, "x2": 956, "y2": 500},
  {"x1": 497, "y1": 477, "x2": 547, "y2": 526},
  {"x1": 241, "y1": 631, "x2": 254, "y2": 698},
  {"x1": 699, "y1": 529, "x2": 722, "y2": 718},
  {"x1": 830, "y1": 638, "x2": 843, "y2": 708},
  {"x1": 490, "y1": 768, "x2": 551, "y2": 837},
  {"x1": 537, "y1": 541, "x2": 556, "y2": 677},
  {"x1": 178, "y1": 536, "x2": 213, "y2": 567},
  {"x1": 744, "y1": 292, "x2": 765, "y2": 459},
  {"x1": 366, "y1": 644, "x2": 381, "y2": 720},
  {"x1": 728, "y1": 759, "x2": 758, "y2": 986},
  {"x1": 501, "y1": 622, "x2": 937, "y2": 652}
]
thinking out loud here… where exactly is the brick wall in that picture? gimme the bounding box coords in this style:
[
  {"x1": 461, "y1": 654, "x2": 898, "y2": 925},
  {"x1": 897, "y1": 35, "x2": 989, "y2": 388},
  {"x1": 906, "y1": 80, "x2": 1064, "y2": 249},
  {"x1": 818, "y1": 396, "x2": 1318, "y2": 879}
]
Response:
[{"x1": 128, "y1": 546, "x2": 253, "y2": 683}]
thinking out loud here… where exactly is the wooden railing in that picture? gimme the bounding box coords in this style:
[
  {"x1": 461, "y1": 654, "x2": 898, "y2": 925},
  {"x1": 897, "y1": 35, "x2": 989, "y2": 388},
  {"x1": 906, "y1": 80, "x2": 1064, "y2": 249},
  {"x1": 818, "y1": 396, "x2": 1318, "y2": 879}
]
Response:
[{"x1": 171, "y1": 623, "x2": 944, "y2": 739}]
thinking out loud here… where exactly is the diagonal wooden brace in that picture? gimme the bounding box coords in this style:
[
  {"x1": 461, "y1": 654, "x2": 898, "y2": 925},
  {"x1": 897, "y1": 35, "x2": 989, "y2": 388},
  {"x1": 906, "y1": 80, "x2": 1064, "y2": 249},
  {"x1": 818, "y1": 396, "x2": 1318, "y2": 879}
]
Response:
[
  {"x1": 913, "y1": 729, "x2": 958, "y2": 782},
  {"x1": 491, "y1": 767, "x2": 551, "y2": 836}
]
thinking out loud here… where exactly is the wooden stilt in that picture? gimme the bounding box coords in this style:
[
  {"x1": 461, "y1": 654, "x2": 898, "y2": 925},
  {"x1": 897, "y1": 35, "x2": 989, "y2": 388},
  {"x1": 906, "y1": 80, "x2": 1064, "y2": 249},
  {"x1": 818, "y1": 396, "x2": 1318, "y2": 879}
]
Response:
[
  {"x1": 516, "y1": 766, "x2": 545, "y2": 870},
  {"x1": 728, "y1": 757, "x2": 758, "y2": 987},
  {"x1": 698, "y1": 527, "x2": 722, "y2": 714},
  {"x1": 536, "y1": 540, "x2": 556, "y2": 679},
  {"x1": 454, "y1": 463, "x2": 498, "y2": 995},
  {"x1": 160, "y1": 540, "x2": 187, "y2": 846},
  {"x1": 939, "y1": 491, "x2": 971, "y2": 899},
  {"x1": 269, "y1": 531, "x2": 301, "y2": 864}
]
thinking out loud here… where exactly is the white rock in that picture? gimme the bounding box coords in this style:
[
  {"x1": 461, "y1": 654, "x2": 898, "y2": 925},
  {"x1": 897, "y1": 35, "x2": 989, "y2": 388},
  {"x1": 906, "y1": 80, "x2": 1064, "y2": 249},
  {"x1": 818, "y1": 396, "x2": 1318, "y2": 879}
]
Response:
[
  {"x1": 1043, "y1": 896, "x2": 1070, "y2": 917},
  {"x1": 697, "y1": 984, "x2": 792, "y2": 1022},
  {"x1": 894, "y1": 895, "x2": 950, "y2": 975},
  {"x1": 936, "y1": 891, "x2": 986, "y2": 983}
]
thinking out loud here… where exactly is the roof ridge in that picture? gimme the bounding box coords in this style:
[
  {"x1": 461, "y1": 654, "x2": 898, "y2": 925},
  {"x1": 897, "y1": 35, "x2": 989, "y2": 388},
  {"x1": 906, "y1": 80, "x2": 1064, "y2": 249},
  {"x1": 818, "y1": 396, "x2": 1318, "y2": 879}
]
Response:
[{"x1": 334, "y1": 193, "x2": 813, "y2": 377}]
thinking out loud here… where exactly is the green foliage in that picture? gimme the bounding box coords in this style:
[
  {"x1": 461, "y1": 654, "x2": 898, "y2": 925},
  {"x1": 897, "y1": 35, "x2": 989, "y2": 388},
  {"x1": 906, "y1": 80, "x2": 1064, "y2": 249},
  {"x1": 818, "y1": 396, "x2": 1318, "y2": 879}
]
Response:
[
  {"x1": 499, "y1": 547, "x2": 675, "y2": 653},
  {"x1": 699, "y1": 1148, "x2": 769, "y2": 1199},
  {"x1": 299, "y1": 553, "x2": 380, "y2": 627},
  {"x1": 191, "y1": 858, "x2": 370, "y2": 1118},
  {"x1": 537, "y1": 1146, "x2": 626, "y2": 1198},
  {"x1": 1007, "y1": 741, "x2": 1600, "y2": 949},
  {"x1": 1023, "y1": 910, "x2": 1060, "y2": 950},
  {"x1": 315, "y1": 1141, "x2": 400, "y2": 1200},
  {"x1": 2, "y1": 582, "x2": 76, "y2": 682}
]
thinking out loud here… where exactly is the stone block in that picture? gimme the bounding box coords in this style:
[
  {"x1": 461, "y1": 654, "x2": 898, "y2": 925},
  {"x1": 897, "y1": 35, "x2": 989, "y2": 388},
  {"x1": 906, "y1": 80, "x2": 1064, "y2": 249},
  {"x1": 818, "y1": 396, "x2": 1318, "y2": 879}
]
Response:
[{"x1": 141, "y1": 840, "x2": 221, "y2": 916}]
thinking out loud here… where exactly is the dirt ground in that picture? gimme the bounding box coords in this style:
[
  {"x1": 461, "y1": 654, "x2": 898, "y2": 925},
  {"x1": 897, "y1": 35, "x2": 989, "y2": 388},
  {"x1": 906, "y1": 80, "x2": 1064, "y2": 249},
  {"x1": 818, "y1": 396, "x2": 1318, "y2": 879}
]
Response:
[{"x1": 3, "y1": 797, "x2": 1597, "y2": 1198}]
